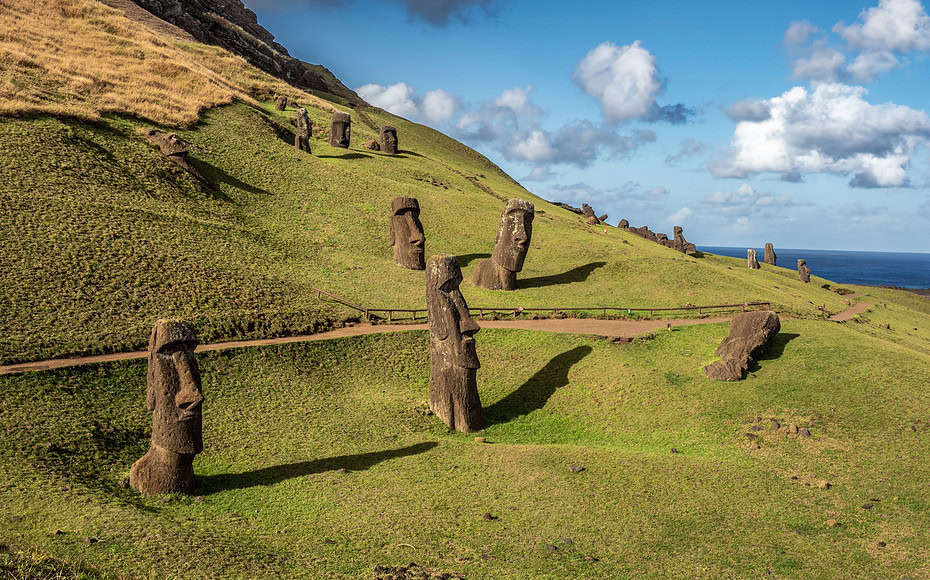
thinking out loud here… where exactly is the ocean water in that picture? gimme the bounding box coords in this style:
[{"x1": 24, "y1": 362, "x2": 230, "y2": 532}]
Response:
[{"x1": 700, "y1": 246, "x2": 930, "y2": 289}]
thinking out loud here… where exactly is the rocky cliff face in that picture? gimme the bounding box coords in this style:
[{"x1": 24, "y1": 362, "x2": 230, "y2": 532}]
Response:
[{"x1": 129, "y1": 0, "x2": 362, "y2": 104}]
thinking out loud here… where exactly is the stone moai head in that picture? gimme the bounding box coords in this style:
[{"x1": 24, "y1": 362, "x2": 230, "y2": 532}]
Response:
[
  {"x1": 390, "y1": 197, "x2": 425, "y2": 270},
  {"x1": 748, "y1": 249, "x2": 760, "y2": 269},
  {"x1": 764, "y1": 243, "x2": 777, "y2": 265},
  {"x1": 618, "y1": 219, "x2": 629, "y2": 228},
  {"x1": 330, "y1": 111, "x2": 351, "y2": 148},
  {"x1": 146, "y1": 320, "x2": 203, "y2": 455},
  {"x1": 492, "y1": 199, "x2": 535, "y2": 273},
  {"x1": 380, "y1": 126, "x2": 398, "y2": 155},
  {"x1": 274, "y1": 96, "x2": 287, "y2": 111},
  {"x1": 427, "y1": 255, "x2": 480, "y2": 369}
]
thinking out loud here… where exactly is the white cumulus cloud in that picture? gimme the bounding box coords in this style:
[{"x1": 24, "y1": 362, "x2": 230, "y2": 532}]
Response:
[
  {"x1": 422, "y1": 89, "x2": 457, "y2": 123},
  {"x1": 572, "y1": 41, "x2": 661, "y2": 123},
  {"x1": 835, "y1": 0, "x2": 930, "y2": 52},
  {"x1": 356, "y1": 82, "x2": 419, "y2": 118}
]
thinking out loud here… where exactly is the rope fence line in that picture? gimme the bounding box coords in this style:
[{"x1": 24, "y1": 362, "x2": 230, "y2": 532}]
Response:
[{"x1": 312, "y1": 287, "x2": 771, "y2": 322}]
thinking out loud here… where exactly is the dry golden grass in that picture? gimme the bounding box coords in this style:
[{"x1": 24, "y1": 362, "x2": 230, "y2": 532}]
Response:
[{"x1": 0, "y1": 0, "x2": 331, "y2": 126}]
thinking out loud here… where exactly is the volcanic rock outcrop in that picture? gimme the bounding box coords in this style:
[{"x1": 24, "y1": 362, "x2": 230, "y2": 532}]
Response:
[
  {"x1": 427, "y1": 255, "x2": 483, "y2": 432},
  {"x1": 330, "y1": 112, "x2": 351, "y2": 148},
  {"x1": 473, "y1": 199, "x2": 535, "y2": 291},
  {"x1": 798, "y1": 259, "x2": 811, "y2": 283},
  {"x1": 764, "y1": 243, "x2": 777, "y2": 266},
  {"x1": 294, "y1": 107, "x2": 312, "y2": 153},
  {"x1": 704, "y1": 311, "x2": 781, "y2": 381},
  {"x1": 747, "y1": 249, "x2": 760, "y2": 269},
  {"x1": 380, "y1": 126, "x2": 398, "y2": 155}
]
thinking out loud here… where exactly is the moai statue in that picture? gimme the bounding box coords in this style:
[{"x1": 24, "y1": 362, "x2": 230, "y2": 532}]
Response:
[
  {"x1": 274, "y1": 96, "x2": 288, "y2": 111},
  {"x1": 130, "y1": 320, "x2": 204, "y2": 496},
  {"x1": 426, "y1": 255, "x2": 483, "y2": 432},
  {"x1": 380, "y1": 126, "x2": 398, "y2": 154},
  {"x1": 472, "y1": 199, "x2": 535, "y2": 291},
  {"x1": 390, "y1": 197, "x2": 425, "y2": 270},
  {"x1": 581, "y1": 203, "x2": 600, "y2": 225},
  {"x1": 798, "y1": 259, "x2": 811, "y2": 283},
  {"x1": 764, "y1": 243, "x2": 777, "y2": 266},
  {"x1": 618, "y1": 219, "x2": 629, "y2": 228},
  {"x1": 295, "y1": 108, "x2": 312, "y2": 153},
  {"x1": 329, "y1": 111, "x2": 351, "y2": 148},
  {"x1": 747, "y1": 249, "x2": 760, "y2": 269}
]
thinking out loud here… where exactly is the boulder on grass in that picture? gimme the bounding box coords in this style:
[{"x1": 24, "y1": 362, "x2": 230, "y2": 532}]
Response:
[{"x1": 704, "y1": 310, "x2": 781, "y2": 381}]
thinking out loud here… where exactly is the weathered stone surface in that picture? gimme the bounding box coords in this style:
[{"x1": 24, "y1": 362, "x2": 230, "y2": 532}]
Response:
[
  {"x1": 764, "y1": 243, "x2": 777, "y2": 266},
  {"x1": 130, "y1": 320, "x2": 204, "y2": 495},
  {"x1": 597, "y1": 214, "x2": 608, "y2": 222},
  {"x1": 390, "y1": 197, "x2": 425, "y2": 270},
  {"x1": 798, "y1": 259, "x2": 811, "y2": 283},
  {"x1": 747, "y1": 249, "x2": 760, "y2": 269},
  {"x1": 618, "y1": 219, "x2": 629, "y2": 228},
  {"x1": 703, "y1": 310, "x2": 781, "y2": 381},
  {"x1": 673, "y1": 225, "x2": 698, "y2": 255},
  {"x1": 145, "y1": 130, "x2": 212, "y2": 190},
  {"x1": 294, "y1": 107, "x2": 312, "y2": 153},
  {"x1": 274, "y1": 95, "x2": 288, "y2": 110},
  {"x1": 628, "y1": 225, "x2": 658, "y2": 243},
  {"x1": 581, "y1": 203, "x2": 600, "y2": 224},
  {"x1": 379, "y1": 126, "x2": 398, "y2": 154},
  {"x1": 473, "y1": 199, "x2": 535, "y2": 291},
  {"x1": 427, "y1": 255, "x2": 483, "y2": 432},
  {"x1": 329, "y1": 111, "x2": 351, "y2": 148}
]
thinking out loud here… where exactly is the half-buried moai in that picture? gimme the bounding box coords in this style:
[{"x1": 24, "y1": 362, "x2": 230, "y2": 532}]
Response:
[
  {"x1": 380, "y1": 126, "x2": 398, "y2": 154},
  {"x1": 704, "y1": 310, "x2": 781, "y2": 381},
  {"x1": 618, "y1": 219, "x2": 629, "y2": 229},
  {"x1": 274, "y1": 95, "x2": 288, "y2": 111},
  {"x1": 330, "y1": 111, "x2": 351, "y2": 148},
  {"x1": 747, "y1": 249, "x2": 760, "y2": 269},
  {"x1": 472, "y1": 199, "x2": 535, "y2": 291},
  {"x1": 295, "y1": 108, "x2": 312, "y2": 153},
  {"x1": 798, "y1": 259, "x2": 811, "y2": 283},
  {"x1": 764, "y1": 243, "x2": 777, "y2": 266},
  {"x1": 426, "y1": 255, "x2": 483, "y2": 432},
  {"x1": 390, "y1": 196, "x2": 425, "y2": 270},
  {"x1": 130, "y1": 320, "x2": 204, "y2": 496}
]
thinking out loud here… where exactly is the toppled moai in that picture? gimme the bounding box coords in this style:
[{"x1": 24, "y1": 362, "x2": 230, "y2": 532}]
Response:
[
  {"x1": 581, "y1": 203, "x2": 600, "y2": 225},
  {"x1": 704, "y1": 311, "x2": 781, "y2": 381},
  {"x1": 390, "y1": 197, "x2": 425, "y2": 270},
  {"x1": 598, "y1": 213, "x2": 608, "y2": 222},
  {"x1": 798, "y1": 259, "x2": 811, "y2": 283},
  {"x1": 329, "y1": 111, "x2": 351, "y2": 148},
  {"x1": 380, "y1": 126, "x2": 398, "y2": 154},
  {"x1": 274, "y1": 95, "x2": 288, "y2": 111},
  {"x1": 657, "y1": 233, "x2": 675, "y2": 249},
  {"x1": 747, "y1": 249, "x2": 760, "y2": 269},
  {"x1": 628, "y1": 225, "x2": 658, "y2": 243},
  {"x1": 145, "y1": 130, "x2": 212, "y2": 191},
  {"x1": 764, "y1": 243, "x2": 777, "y2": 266},
  {"x1": 295, "y1": 108, "x2": 312, "y2": 153},
  {"x1": 130, "y1": 320, "x2": 204, "y2": 495},
  {"x1": 473, "y1": 199, "x2": 535, "y2": 291},
  {"x1": 618, "y1": 219, "x2": 629, "y2": 229},
  {"x1": 427, "y1": 255, "x2": 483, "y2": 432}
]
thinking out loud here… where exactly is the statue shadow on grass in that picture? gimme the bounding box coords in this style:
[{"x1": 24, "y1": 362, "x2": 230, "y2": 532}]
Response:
[
  {"x1": 187, "y1": 158, "x2": 272, "y2": 197},
  {"x1": 197, "y1": 441, "x2": 438, "y2": 494},
  {"x1": 485, "y1": 345, "x2": 592, "y2": 426},
  {"x1": 455, "y1": 253, "x2": 491, "y2": 268},
  {"x1": 752, "y1": 333, "x2": 800, "y2": 366},
  {"x1": 316, "y1": 152, "x2": 373, "y2": 160},
  {"x1": 518, "y1": 262, "x2": 607, "y2": 289}
]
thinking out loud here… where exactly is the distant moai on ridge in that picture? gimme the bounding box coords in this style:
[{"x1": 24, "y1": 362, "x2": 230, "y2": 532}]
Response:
[
  {"x1": 295, "y1": 108, "x2": 312, "y2": 153},
  {"x1": 798, "y1": 259, "x2": 811, "y2": 283},
  {"x1": 747, "y1": 249, "x2": 760, "y2": 269},
  {"x1": 330, "y1": 111, "x2": 351, "y2": 148},
  {"x1": 380, "y1": 126, "x2": 398, "y2": 154},
  {"x1": 390, "y1": 197, "x2": 425, "y2": 270},
  {"x1": 472, "y1": 199, "x2": 535, "y2": 291},
  {"x1": 130, "y1": 320, "x2": 204, "y2": 496},
  {"x1": 764, "y1": 243, "x2": 777, "y2": 266},
  {"x1": 426, "y1": 255, "x2": 483, "y2": 432}
]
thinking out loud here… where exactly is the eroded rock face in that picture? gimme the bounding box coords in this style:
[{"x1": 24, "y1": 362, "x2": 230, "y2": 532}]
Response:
[
  {"x1": 473, "y1": 199, "x2": 535, "y2": 290},
  {"x1": 427, "y1": 255, "x2": 483, "y2": 432},
  {"x1": 748, "y1": 249, "x2": 760, "y2": 269},
  {"x1": 329, "y1": 112, "x2": 351, "y2": 148},
  {"x1": 798, "y1": 259, "x2": 811, "y2": 283},
  {"x1": 380, "y1": 126, "x2": 398, "y2": 154},
  {"x1": 295, "y1": 107, "x2": 312, "y2": 153},
  {"x1": 130, "y1": 320, "x2": 204, "y2": 495},
  {"x1": 390, "y1": 197, "x2": 425, "y2": 270},
  {"x1": 274, "y1": 95, "x2": 288, "y2": 110},
  {"x1": 704, "y1": 310, "x2": 780, "y2": 381},
  {"x1": 764, "y1": 243, "x2": 777, "y2": 266}
]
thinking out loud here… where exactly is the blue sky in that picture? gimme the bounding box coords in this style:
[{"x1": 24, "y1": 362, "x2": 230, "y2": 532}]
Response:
[{"x1": 248, "y1": 0, "x2": 930, "y2": 252}]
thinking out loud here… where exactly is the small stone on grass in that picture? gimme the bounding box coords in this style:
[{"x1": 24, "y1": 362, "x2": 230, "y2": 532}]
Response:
[{"x1": 569, "y1": 465, "x2": 585, "y2": 473}]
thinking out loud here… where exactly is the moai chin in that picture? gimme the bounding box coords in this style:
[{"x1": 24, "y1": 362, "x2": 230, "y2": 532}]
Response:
[
  {"x1": 390, "y1": 197, "x2": 425, "y2": 270},
  {"x1": 330, "y1": 111, "x2": 351, "y2": 148},
  {"x1": 130, "y1": 320, "x2": 204, "y2": 496},
  {"x1": 426, "y1": 255, "x2": 484, "y2": 432},
  {"x1": 472, "y1": 199, "x2": 535, "y2": 291},
  {"x1": 380, "y1": 126, "x2": 398, "y2": 154},
  {"x1": 747, "y1": 249, "x2": 760, "y2": 269},
  {"x1": 764, "y1": 243, "x2": 777, "y2": 266},
  {"x1": 295, "y1": 108, "x2": 312, "y2": 153},
  {"x1": 798, "y1": 259, "x2": 811, "y2": 283}
]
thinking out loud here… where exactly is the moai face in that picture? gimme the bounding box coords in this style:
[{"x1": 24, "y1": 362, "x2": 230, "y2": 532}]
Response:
[
  {"x1": 380, "y1": 126, "x2": 398, "y2": 154},
  {"x1": 427, "y1": 256, "x2": 480, "y2": 370},
  {"x1": 330, "y1": 112, "x2": 351, "y2": 148},
  {"x1": 491, "y1": 199, "x2": 535, "y2": 273},
  {"x1": 146, "y1": 320, "x2": 203, "y2": 455},
  {"x1": 390, "y1": 197, "x2": 425, "y2": 270}
]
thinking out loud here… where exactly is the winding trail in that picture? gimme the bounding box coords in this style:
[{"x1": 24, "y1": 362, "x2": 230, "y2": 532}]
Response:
[
  {"x1": 0, "y1": 317, "x2": 730, "y2": 376},
  {"x1": 829, "y1": 302, "x2": 873, "y2": 322}
]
